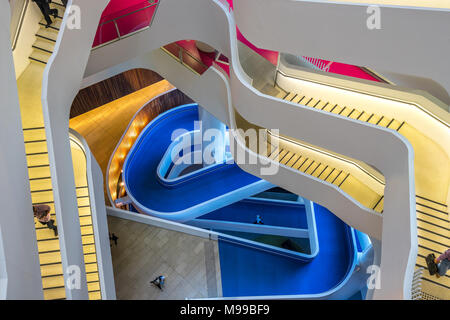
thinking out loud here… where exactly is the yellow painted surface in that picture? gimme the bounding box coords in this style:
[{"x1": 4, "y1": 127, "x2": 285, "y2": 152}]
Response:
[
  {"x1": 69, "y1": 80, "x2": 175, "y2": 202},
  {"x1": 277, "y1": 82, "x2": 450, "y2": 298},
  {"x1": 70, "y1": 140, "x2": 102, "y2": 300},
  {"x1": 17, "y1": 61, "x2": 65, "y2": 299}
]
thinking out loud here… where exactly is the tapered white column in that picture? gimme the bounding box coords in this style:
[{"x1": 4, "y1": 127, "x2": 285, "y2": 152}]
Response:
[
  {"x1": 198, "y1": 106, "x2": 227, "y2": 166},
  {"x1": 0, "y1": 1, "x2": 43, "y2": 299}
]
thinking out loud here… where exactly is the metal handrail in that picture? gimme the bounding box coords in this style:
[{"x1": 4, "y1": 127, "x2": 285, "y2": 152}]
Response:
[
  {"x1": 92, "y1": 0, "x2": 159, "y2": 50},
  {"x1": 174, "y1": 42, "x2": 209, "y2": 69},
  {"x1": 11, "y1": 0, "x2": 29, "y2": 51},
  {"x1": 161, "y1": 42, "x2": 209, "y2": 75},
  {"x1": 97, "y1": 1, "x2": 158, "y2": 26}
]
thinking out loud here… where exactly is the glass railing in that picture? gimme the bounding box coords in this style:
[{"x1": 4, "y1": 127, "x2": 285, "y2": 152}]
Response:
[{"x1": 92, "y1": 0, "x2": 159, "y2": 48}]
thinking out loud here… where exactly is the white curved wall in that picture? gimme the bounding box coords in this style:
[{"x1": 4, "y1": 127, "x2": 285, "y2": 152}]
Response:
[
  {"x1": 82, "y1": 0, "x2": 416, "y2": 299},
  {"x1": 12, "y1": 1, "x2": 41, "y2": 79},
  {"x1": 1, "y1": 0, "x2": 43, "y2": 299},
  {"x1": 233, "y1": 0, "x2": 450, "y2": 105},
  {"x1": 69, "y1": 130, "x2": 116, "y2": 300},
  {"x1": 41, "y1": 0, "x2": 110, "y2": 299}
]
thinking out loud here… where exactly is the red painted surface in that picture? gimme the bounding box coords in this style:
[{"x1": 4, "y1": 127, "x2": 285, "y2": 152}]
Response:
[
  {"x1": 226, "y1": 0, "x2": 378, "y2": 81},
  {"x1": 92, "y1": 0, "x2": 378, "y2": 82},
  {"x1": 174, "y1": 40, "x2": 230, "y2": 76},
  {"x1": 100, "y1": 0, "x2": 149, "y2": 24},
  {"x1": 93, "y1": 0, "x2": 159, "y2": 47},
  {"x1": 236, "y1": 27, "x2": 279, "y2": 66},
  {"x1": 304, "y1": 57, "x2": 379, "y2": 82}
]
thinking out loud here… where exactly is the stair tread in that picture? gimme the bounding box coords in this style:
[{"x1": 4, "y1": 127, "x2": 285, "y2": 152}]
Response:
[
  {"x1": 36, "y1": 28, "x2": 58, "y2": 42},
  {"x1": 39, "y1": 17, "x2": 62, "y2": 30},
  {"x1": 29, "y1": 49, "x2": 51, "y2": 64},
  {"x1": 284, "y1": 92, "x2": 296, "y2": 101},
  {"x1": 27, "y1": 153, "x2": 49, "y2": 167},
  {"x1": 357, "y1": 112, "x2": 371, "y2": 122},
  {"x1": 33, "y1": 38, "x2": 56, "y2": 53},
  {"x1": 79, "y1": 206, "x2": 92, "y2": 217},
  {"x1": 42, "y1": 275, "x2": 64, "y2": 289},
  {"x1": 39, "y1": 251, "x2": 62, "y2": 265},
  {"x1": 28, "y1": 166, "x2": 51, "y2": 180},
  {"x1": 35, "y1": 227, "x2": 58, "y2": 241},
  {"x1": 30, "y1": 178, "x2": 53, "y2": 192},
  {"x1": 84, "y1": 253, "x2": 97, "y2": 264},
  {"x1": 41, "y1": 263, "x2": 63, "y2": 277},
  {"x1": 86, "y1": 273, "x2": 99, "y2": 283},
  {"x1": 83, "y1": 244, "x2": 97, "y2": 254},
  {"x1": 43, "y1": 287, "x2": 66, "y2": 300},
  {"x1": 77, "y1": 197, "x2": 90, "y2": 207},
  {"x1": 367, "y1": 114, "x2": 382, "y2": 124},
  {"x1": 88, "y1": 282, "x2": 100, "y2": 292},
  {"x1": 37, "y1": 239, "x2": 60, "y2": 253},
  {"x1": 89, "y1": 291, "x2": 101, "y2": 300},
  {"x1": 303, "y1": 97, "x2": 316, "y2": 107},
  {"x1": 298, "y1": 158, "x2": 314, "y2": 172},
  {"x1": 25, "y1": 141, "x2": 47, "y2": 155},
  {"x1": 23, "y1": 127, "x2": 46, "y2": 141},
  {"x1": 85, "y1": 263, "x2": 98, "y2": 273},
  {"x1": 31, "y1": 190, "x2": 53, "y2": 204},
  {"x1": 377, "y1": 117, "x2": 391, "y2": 127},
  {"x1": 330, "y1": 104, "x2": 344, "y2": 114},
  {"x1": 373, "y1": 196, "x2": 384, "y2": 213},
  {"x1": 348, "y1": 109, "x2": 362, "y2": 119}
]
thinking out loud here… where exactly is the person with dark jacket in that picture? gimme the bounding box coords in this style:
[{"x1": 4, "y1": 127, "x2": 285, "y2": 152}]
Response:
[
  {"x1": 435, "y1": 249, "x2": 450, "y2": 278},
  {"x1": 32, "y1": 0, "x2": 58, "y2": 28},
  {"x1": 150, "y1": 275, "x2": 165, "y2": 290},
  {"x1": 33, "y1": 204, "x2": 58, "y2": 236}
]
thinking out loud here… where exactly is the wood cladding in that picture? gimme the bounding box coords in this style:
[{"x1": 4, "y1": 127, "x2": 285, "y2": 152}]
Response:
[
  {"x1": 108, "y1": 88, "x2": 194, "y2": 203},
  {"x1": 70, "y1": 80, "x2": 194, "y2": 204},
  {"x1": 70, "y1": 69, "x2": 164, "y2": 118}
]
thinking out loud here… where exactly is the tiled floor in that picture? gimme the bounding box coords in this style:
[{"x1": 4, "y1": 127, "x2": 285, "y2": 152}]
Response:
[{"x1": 107, "y1": 216, "x2": 222, "y2": 300}]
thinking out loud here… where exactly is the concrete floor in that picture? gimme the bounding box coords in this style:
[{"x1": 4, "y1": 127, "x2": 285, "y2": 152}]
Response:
[{"x1": 107, "y1": 216, "x2": 222, "y2": 300}]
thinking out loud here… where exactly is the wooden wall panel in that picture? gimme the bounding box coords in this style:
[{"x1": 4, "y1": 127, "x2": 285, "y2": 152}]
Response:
[
  {"x1": 70, "y1": 68, "x2": 164, "y2": 118},
  {"x1": 108, "y1": 88, "x2": 194, "y2": 203}
]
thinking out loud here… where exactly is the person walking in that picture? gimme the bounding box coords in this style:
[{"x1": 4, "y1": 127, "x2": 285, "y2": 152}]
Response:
[
  {"x1": 32, "y1": 0, "x2": 58, "y2": 28},
  {"x1": 150, "y1": 275, "x2": 165, "y2": 290},
  {"x1": 33, "y1": 204, "x2": 58, "y2": 237},
  {"x1": 254, "y1": 214, "x2": 264, "y2": 225},
  {"x1": 109, "y1": 233, "x2": 119, "y2": 247}
]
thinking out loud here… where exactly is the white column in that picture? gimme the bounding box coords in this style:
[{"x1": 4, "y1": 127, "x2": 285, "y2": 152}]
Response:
[
  {"x1": 0, "y1": 0, "x2": 43, "y2": 299},
  {"x1": 198, "y1": 106, "x2": 227, "y2": 166}
]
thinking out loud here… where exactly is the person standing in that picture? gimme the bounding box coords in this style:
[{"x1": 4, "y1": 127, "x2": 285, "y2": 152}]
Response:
[
  {"x1": 33, "y1": 204, "x2": 58, "y2": 237},
  {"x1": 32, "y1": 0, "x2": 58, "y2": 28},
  {"x1": 435, "y1": 248, "x2": 450, "y2": 278}
]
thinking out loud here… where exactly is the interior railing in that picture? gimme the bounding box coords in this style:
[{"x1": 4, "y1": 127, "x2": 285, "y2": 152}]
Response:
[
  {"x1": 10, "y1": 0, "x2": 29, "y2": 50},
  {"x1": 161, "y1": 42, "x2": 209, "y2": 75},
  {"x1": 92, "y1": 0, "x2": 159, "y2": 49}
]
